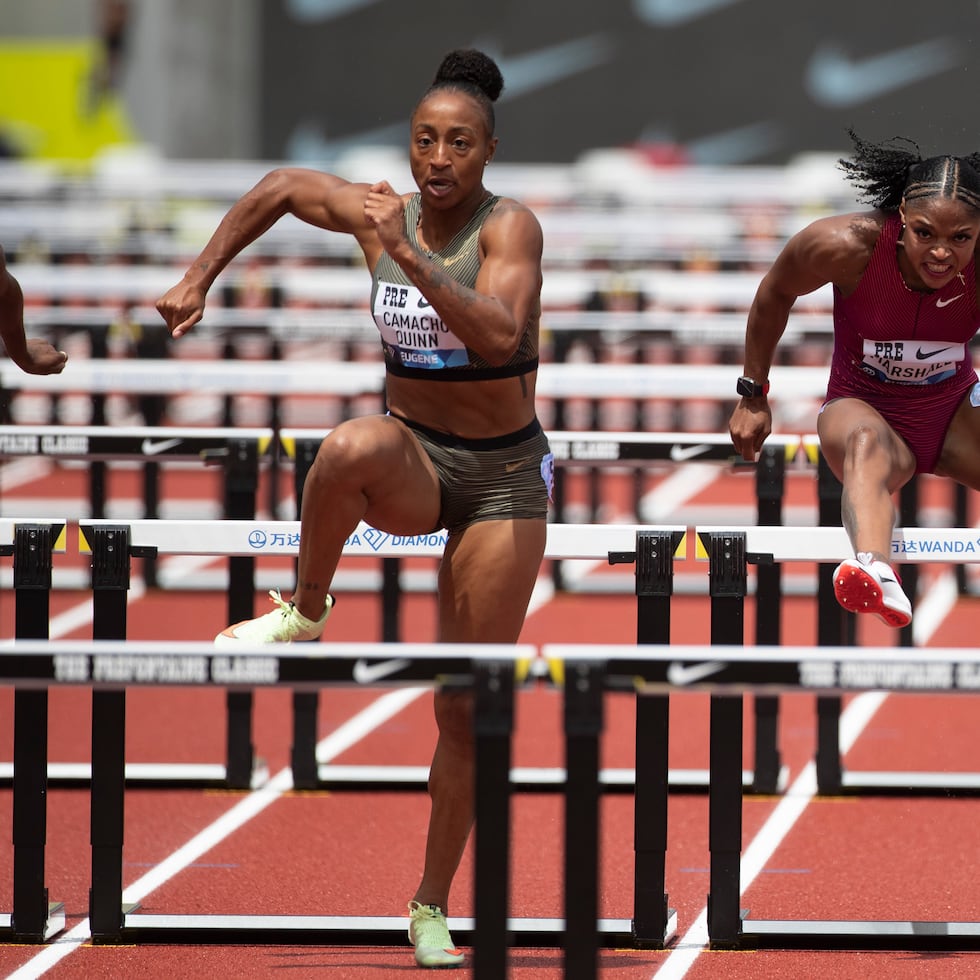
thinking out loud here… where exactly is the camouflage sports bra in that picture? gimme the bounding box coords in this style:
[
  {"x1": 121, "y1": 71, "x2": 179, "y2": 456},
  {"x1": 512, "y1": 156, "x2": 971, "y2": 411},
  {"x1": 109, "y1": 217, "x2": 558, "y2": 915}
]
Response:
[{"x1": 370, "y1": 193, "x2": 539, "y2": 380}]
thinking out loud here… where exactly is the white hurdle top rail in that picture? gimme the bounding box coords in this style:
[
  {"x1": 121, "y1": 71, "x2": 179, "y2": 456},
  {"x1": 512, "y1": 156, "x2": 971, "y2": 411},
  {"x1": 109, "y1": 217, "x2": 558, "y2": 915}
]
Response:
[
  {"x1": 0, "y1": 639, "x2": 537, "y2": 690},
  {"x1": 0, "y1": 359, "x2": 831, "y2": 402},
  {"x1": 545, "y1": 643, "x2": 980, "y2": 696},
  {"x1": 4, "y1": 636, "x2": 979, "y2": 696},
  {"x1": 694, "y1": 525, "x2": 980, "y2": 564},
  {"x1": 78, "y1": 519, "x2": 689, "y2": 562}
]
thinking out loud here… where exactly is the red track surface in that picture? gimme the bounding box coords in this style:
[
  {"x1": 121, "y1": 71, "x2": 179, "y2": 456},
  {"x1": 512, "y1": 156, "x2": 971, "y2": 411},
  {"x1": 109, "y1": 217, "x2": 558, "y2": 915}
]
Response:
[{"x1": 0, "y1": 459, "x2": 978, "y2": 978}]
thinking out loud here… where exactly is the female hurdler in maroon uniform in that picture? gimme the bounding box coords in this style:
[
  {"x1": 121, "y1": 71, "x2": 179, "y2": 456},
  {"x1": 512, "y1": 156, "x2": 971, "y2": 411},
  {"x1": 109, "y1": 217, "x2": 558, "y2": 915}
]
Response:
[{"x1": 730, "y1": 131, "x2": 980, "y2": 629}]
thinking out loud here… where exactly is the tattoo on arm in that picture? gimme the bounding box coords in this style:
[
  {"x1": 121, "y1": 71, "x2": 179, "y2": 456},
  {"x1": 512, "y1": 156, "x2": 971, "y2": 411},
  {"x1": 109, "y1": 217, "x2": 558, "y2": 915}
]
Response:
[{"x1": 412, "y1": 256, "x2": 477, "y2": 308}]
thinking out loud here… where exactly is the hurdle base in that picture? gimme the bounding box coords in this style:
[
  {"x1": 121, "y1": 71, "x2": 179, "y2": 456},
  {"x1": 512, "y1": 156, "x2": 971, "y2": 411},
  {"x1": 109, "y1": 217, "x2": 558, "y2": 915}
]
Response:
[
  {"x1": 736, "y1": 917, "x2": 980, "y2": 952},
  {"x1": 314, "y1": 764, "x2": 784, "y2": 794},
  {"x1": 99, "y1": 913, "x2": 640, "y2": 948},
  {"x1": 0, "y1": 903, "x2": 66, "y2": 943},
  {"x1": 0, "y1": 761, "x2": 271, "y2": 790},
  {"x1": 631, "y1": 908, "x2": 678, "y2": 949}
]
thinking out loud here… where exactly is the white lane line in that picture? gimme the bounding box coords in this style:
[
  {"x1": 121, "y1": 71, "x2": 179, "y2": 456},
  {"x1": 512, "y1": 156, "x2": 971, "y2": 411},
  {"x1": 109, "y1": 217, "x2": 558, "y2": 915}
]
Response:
[{"x1": 7, "y1": 686, "x2": 427, "y2": 979}]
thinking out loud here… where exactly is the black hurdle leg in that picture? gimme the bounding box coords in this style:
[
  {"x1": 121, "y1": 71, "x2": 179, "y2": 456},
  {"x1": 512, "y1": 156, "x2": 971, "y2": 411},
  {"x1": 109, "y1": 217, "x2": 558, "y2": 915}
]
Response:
[
  {"x1": 703, "y1": 531, "x2": 747, "y2": 947},
  {"x1": 630, "y1": 530, "x2": 679, "y2": 946},
  {"x1": 288, "y1": 439, "x2": 319, "y2": 788},
  {"x1": 472, "y1": 662, "x2": 515, "y2": 980},
  {"x1": 752, "y1": 446, "x2": 785, "y2": 794},
  {"x1": 11, "y1": 525, "x2": 60, "y2": 941},
  {"x1": 563, "y1": 660, "x2": 604, "y2": 980},
  {"x1": 223, "y1": 438, "x2": 259, "y2": 789},
  {"x1": 897, "y1": 478, "x2": 918, "y2": 649},
  {"x1": 815, "y1": 455, "x2": 848, "y2": 795},
  {"x1": 88, "y1": 525, "x2": 133, "y2": 943},
  {"x1": 707, "y1": 694, "x2": 744, "y2": 947}
]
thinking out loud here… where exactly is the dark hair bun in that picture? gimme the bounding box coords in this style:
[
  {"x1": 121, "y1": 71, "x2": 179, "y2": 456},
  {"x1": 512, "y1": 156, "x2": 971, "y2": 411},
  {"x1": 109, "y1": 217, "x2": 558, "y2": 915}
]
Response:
[{"x1": 433, "y1": 49, "x2": 504, "y2": 102}]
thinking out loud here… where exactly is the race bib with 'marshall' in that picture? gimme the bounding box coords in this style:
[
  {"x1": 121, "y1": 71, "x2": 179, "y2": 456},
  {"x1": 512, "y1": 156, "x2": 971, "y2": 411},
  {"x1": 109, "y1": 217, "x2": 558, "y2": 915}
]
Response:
[{"x1": 860, "y1": 338, "x2": 965, "y2": 385}]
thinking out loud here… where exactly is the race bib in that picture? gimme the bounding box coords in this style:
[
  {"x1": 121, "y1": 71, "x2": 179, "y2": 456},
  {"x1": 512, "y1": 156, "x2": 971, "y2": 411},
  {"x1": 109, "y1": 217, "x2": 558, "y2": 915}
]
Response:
[
  {"x1": 373, "y1": 280, "x2": 471, "y2": 371},
  {"x1": 860, "y1": 338, "x2": 965, "y2": 385}
]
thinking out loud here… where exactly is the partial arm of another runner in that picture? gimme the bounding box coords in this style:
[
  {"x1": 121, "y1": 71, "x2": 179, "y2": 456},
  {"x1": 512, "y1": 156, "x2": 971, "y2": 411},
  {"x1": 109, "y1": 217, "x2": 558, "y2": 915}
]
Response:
[{"x1": 0, "y1": 245, "x2": 68, "y2": 375}]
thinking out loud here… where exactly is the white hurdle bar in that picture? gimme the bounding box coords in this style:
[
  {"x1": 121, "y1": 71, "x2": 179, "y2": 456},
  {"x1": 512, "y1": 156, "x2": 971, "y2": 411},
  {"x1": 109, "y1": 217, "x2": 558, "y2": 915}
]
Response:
[
  {"x1": 76, "y1": 518, "x2": 697, "y2": 789},
  {"x1": 695, "y1": 524, "x2": 980, "y2": 798},
  {"x1": 0, "y1": 358, "x2": 831, "y2": 401},
  {"x1": 79, "y1": 517, "x2": 687, "y2": 561},
  {"x1": 695, "y1": 524, "x2": 980, "y2": 565},
  {"x1": 3, "y1": 639, "x2": 650, "y2": 967},
  {"x1": 546, "y1": 641, "x2": 980, "y2": 953}
]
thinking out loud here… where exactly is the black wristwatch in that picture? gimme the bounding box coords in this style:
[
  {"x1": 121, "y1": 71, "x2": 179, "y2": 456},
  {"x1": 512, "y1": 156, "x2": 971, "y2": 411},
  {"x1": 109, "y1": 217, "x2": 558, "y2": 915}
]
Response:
[{"x1": 736, "y1": 376, "x2": 770, "y2": 398}]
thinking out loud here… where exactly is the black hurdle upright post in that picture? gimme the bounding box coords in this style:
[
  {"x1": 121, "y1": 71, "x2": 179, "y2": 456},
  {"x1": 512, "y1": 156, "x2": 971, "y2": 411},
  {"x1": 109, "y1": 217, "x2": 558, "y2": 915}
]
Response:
[
  {"x1": 703, "y1": 531, "x2": 746, "y2": 948},
  {"x1": 88, "y1": 326, "x2": 108, "y2": 519},
  {"x1": 751, "y1": 445, "x2": 784, "y2": 794},
  {"x1": 289, "y1": 436, "x2": 319, "y2": 788},
  {"x1": 563, "y1": 658, "x2": 604, "y2": 980},
  {"x1": 897, "y1": 477, "x2": 918, "y2": 649},
  {"x1": 223, "y1": 437, "x2": 259, "y2": 789},
  {"x1": 954, "y1": 484, "x2": 970, "y2": 593},
  {"x1": 88, "y1": 524, "x2": 143, "y2": 942},
  {"x1": 472, "y1": 660, "x2": 515, "y2": 980},
  {"x1": 8, "y1": 524, "x2": 63, "y2": 941},
  {"x1": 814, "y1": 455, "x2": 853, "y2": 794},
  {"x1": 623, "y1": 529, "x2": 680, "y2": 947}
]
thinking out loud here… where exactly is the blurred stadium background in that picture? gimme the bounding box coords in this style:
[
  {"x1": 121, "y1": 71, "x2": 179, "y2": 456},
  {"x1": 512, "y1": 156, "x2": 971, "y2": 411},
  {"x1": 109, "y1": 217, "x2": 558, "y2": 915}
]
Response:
[{"x1": 1, "y1": 0, "x2": 979, "y2": 494}]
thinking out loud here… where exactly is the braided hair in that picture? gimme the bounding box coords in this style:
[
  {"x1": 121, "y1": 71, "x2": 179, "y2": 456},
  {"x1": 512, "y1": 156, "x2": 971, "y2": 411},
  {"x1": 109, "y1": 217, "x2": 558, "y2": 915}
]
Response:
[
  {"x1": 419, "y1": 49, "x2": 504, "y2": 135},
  {"x1": 839, "y1": 128, "x2": 980, "y2": 213}
]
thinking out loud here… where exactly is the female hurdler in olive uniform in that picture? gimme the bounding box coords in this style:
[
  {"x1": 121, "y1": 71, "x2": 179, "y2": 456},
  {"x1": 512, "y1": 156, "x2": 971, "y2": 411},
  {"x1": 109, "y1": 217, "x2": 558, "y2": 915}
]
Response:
[{"x1": 157, "y1": 49, "x2": 552, "y2": 969}]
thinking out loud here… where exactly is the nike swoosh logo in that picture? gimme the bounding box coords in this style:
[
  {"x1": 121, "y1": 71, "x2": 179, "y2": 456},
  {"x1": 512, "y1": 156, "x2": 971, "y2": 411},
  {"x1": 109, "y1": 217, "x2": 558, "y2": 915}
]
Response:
[
  {"x1": 418, "y1": 297, "x2": 432, "y2": 308},
  {"x1": 141, "y1": 438, "x2": 182, "y2": 456},
  {"x1": 285, "y1": 0, "x2": 382, "y2": 21},
  {"x1": 633, "y1": 0, "x2": 744, "y2": 27},
  {"x1": 352, "y1": 657, "x2": 410, "y2": 684},
  {"x1": 916, "y1": 346, "x2": 953, "y2": 360},
  {"x1": 669, "y1": 443, "x2": 711, "y2": 462},
  {"x1": 504, "y1": 459, "x2": 529, "y2": 473},
  {"x1": 936, "y1": 294, "x2": 964, "y2": 308},
  {"x1": 683, "y1": 120, "x2": 784, "y2": 165},
  {"x1": 494, "y1": 35, "x2": 617, "y2": 100},
  {"x1": 806, "y1": 38, "x2": 963, "y2": 108},
  {"x1": 287, "y1": 36, "x2": 616, "y2": 162},
  {"x1": 666, "y1": 661, "x2": 725, "y2": 686}
]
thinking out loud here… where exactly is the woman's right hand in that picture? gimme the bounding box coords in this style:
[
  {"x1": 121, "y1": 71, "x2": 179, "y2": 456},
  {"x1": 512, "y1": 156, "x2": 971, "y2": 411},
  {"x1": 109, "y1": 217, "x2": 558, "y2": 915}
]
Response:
[
  {"x1": 156, "y1": 279, "x2": 207, "y2": 338},
  {"x1": 728, "y1": 398, "x2": 772, "y2": 463}
]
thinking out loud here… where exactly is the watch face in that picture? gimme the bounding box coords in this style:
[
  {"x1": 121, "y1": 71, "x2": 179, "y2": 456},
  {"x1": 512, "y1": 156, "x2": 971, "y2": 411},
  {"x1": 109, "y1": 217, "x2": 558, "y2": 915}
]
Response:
[{"x1": 737, "y1": 377, "x2": 765, "y2": 397}]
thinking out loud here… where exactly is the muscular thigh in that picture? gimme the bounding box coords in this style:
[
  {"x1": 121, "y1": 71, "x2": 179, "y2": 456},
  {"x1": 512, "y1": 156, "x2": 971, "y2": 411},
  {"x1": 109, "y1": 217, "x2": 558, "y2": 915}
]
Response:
[
  {"x1": 315, "y1": 415, "x2": 442, "y2": 533},
  {"x1": 437, "y1": 518, "x2": 546, "y2": 643},
  {"x1": 817, "y1": 397, "x2": 915, "y2": 485},
  {"x1": 936, "y1": 386, "x2": 980, "y2": 488}
]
